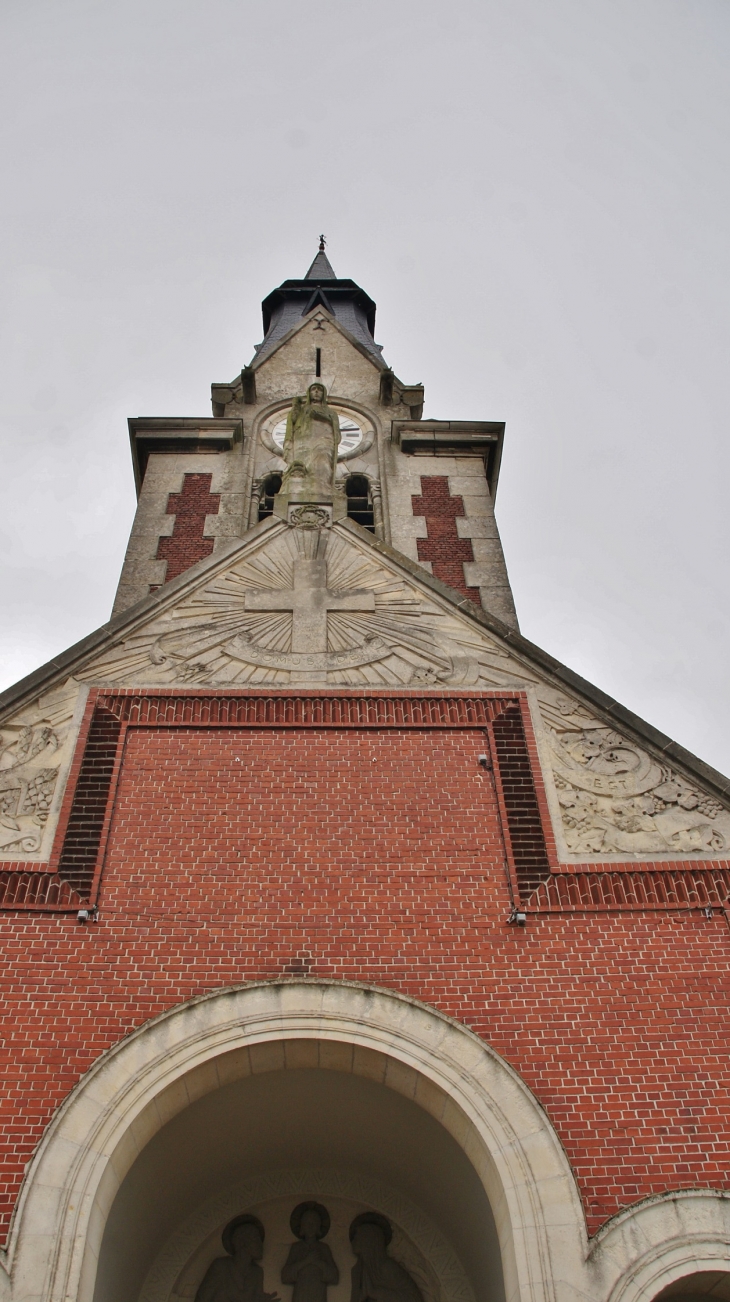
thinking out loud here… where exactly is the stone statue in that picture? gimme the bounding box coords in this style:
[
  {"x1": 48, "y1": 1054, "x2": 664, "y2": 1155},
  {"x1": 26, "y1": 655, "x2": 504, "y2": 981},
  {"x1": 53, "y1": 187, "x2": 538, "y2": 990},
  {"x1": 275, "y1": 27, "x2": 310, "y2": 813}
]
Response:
[
  {"x1": 195, "y1": 1214, "x2": 281, "y2": 1302},
  {"x1": 349, "y1": 1213, "x2": 423, "y2": 1302},
  {"x1": 281, "y1": 383, "x2": 340, "y2": 501},
  {"x1": 281, "y1": 1201, "x2": 339, "y2": 1301}
]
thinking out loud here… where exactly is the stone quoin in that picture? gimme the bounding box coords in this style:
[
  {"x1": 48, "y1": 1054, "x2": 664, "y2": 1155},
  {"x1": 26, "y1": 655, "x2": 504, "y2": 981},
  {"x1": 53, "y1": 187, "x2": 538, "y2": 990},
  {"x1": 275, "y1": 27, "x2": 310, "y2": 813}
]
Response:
[{"x1": 0, "y1": 242, "x2": 729, "y2": 1302}]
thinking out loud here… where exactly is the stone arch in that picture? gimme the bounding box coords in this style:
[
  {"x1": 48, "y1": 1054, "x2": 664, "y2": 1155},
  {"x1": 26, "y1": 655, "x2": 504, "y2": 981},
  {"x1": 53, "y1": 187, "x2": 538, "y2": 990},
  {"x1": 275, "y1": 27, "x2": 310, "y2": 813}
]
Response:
[
  {"x1": 3, "y1": 980, "x2": 587, "y2": 1302},
  {"x1": 590, "y1": 1191, "x2": 730, "y2": 1302},
  {"x1": 653, "y1": 1272, "x2": 730, "y2": 1301}
]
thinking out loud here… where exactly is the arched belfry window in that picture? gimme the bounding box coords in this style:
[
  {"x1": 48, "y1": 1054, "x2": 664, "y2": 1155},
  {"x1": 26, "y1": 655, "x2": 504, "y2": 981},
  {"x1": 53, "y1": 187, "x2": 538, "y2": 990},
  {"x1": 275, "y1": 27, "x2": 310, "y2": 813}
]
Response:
[
  {"x1": 345, "y1": 475, "x2": 374, "y2": 532},
  {"x1": 258, "y1": 473, "x2": 282, "y2": 521}
]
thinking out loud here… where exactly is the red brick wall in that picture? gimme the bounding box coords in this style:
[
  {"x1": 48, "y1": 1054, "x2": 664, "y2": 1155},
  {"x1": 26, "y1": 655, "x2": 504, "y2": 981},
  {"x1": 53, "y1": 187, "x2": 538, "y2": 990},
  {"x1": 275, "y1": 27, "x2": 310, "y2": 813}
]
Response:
[
  {"x1": 411, "y1": 475, "x2": 481, "y2": 603},
  {"x1": 0, "y1": 695, "x2": 729, "y2": 1241},
  {"x1": 156, "y1": 472, "x2": 220, "y2": 582}
]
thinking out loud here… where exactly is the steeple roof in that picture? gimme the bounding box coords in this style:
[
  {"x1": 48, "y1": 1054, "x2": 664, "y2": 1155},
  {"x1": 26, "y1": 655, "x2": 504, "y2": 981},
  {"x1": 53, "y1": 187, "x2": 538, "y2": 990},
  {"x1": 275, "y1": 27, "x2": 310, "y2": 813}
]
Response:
[
  {"x1": 254, "y1": 243, "x2": 382, "y2": 364},
  {"x1": 304, "y1": 241, "x2": 336, "y2": 280}
]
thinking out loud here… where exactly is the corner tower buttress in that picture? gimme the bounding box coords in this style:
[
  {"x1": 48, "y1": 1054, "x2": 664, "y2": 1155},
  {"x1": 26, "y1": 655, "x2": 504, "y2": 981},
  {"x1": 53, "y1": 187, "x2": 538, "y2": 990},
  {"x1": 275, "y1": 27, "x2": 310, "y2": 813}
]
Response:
[{"x1": 113, "y1": 245, "x2": 518, "y2": 628}]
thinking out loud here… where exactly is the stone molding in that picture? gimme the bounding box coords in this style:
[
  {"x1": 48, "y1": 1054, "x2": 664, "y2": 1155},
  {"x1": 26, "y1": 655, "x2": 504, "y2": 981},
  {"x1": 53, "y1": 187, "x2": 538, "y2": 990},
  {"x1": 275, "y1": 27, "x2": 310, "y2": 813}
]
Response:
[
  {"x1": 589, "y1": 1190, "x2": 730, "y2": 1302},
  {"x1": 126, "y1": 418, "x2": 242, "y2": 496},
  {"x1": 391, "y1": 421, "x2": 505, "y2": 500},
  {"x1": 0, "y1": 980, "x2": 728, "y2": 1302}
]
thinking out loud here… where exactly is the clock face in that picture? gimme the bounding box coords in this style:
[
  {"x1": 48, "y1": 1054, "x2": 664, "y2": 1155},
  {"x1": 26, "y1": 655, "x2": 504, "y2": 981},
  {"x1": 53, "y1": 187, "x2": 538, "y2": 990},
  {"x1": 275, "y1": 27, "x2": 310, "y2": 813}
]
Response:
[{"x1": 271, "y1": 413, "x2": 364, "y2": 458}]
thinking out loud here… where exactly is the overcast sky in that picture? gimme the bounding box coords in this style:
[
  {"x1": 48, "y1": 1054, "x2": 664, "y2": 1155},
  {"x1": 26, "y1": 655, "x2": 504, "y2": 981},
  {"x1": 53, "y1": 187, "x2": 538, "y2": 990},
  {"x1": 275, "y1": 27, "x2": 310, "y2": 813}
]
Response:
[{"x1": 1, "y1": 0, "x2": 729, "y2": 772}]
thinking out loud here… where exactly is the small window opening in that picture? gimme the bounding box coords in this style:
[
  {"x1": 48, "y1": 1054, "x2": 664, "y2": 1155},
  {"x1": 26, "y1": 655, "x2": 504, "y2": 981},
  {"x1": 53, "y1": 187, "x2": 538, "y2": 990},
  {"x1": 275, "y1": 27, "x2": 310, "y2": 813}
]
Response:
[
  {"x1": 315, "y1": 348, "x2": 322, "y2": 377},
  {"x1": 258, "y1": 473, "x2": 282, "y2": 521},
  {"x1": 345, "y1": 475, "x2": 374, "y2": 532}
]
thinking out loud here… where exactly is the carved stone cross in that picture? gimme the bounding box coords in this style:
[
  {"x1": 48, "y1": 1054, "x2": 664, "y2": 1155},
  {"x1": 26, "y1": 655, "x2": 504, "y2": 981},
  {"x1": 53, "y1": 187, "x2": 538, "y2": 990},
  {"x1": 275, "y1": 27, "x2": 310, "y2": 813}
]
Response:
[{"x1": 244, "y1": 558, "x2": 375, "y2": 653}]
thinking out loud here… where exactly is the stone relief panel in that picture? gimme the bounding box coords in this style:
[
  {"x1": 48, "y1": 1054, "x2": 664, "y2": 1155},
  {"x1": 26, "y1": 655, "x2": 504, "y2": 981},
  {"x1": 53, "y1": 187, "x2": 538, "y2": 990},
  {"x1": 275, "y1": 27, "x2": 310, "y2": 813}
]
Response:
[
  {"x1": 535, "y1": 689, "x2": 729, "y2": 861},
  {"x1": 139, "y1": 1169, "x2": 475, "y2": 1302},
  {"x1": 0, "y1": 678, "x2": 84, "y2": 861},
  {"x1": 83, "y1": 523, "x2": 512, "y2": 691}
]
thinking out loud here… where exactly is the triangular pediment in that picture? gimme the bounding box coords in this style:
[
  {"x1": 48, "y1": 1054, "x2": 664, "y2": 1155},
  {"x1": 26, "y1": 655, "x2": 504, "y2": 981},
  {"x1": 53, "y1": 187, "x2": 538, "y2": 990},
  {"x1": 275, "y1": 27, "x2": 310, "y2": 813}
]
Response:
[
  {"x1": 252, "y1": 306, "x2": 386, "y2": 374},
  {"x1": 2, "y1": 517, "x2": 729, "y2": 866}
]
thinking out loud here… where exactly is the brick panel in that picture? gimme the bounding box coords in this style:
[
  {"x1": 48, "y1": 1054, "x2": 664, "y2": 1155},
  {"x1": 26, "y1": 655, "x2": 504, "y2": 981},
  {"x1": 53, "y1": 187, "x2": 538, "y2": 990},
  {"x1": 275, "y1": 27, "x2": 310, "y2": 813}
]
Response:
[
  {"x1": 411, "y1": 476, "x2": 481, "y2": 603},
  {"x1": 156, "y1": 472, "x2": 220, "y2": 582}
]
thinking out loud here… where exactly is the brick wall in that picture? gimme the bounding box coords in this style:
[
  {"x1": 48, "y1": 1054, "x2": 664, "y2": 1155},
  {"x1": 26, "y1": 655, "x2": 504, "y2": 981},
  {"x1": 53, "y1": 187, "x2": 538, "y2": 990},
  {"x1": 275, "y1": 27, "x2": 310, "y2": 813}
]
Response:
[
  {"x1": 0, "y1": 692, "x2": 729, "y2": 1240},
  {"x1": 155, "y1": 472, "x2": 221, "y2": 583},
  {"x1": 411, "y1": 476, "x2": 481, "y2": 603}
]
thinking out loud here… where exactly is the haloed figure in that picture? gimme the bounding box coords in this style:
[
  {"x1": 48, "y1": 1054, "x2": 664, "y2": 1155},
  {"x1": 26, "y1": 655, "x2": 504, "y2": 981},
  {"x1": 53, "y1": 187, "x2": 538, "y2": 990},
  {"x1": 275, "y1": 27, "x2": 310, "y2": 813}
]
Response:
[
  {"x1": 195, "y1": 1215, "x2": 281, "y2": 1302},
  {"x1": 281, "y1": 1201, "x2": 339, "y2": 1302},
  {"x1": 349, "y1": 1213, "x2": 423, "y2": 1302}
]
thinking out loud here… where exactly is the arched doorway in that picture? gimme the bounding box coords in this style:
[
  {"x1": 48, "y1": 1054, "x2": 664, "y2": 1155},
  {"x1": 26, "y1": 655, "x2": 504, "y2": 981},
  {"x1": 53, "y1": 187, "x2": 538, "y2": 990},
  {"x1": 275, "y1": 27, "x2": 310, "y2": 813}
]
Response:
[
  {"x1": 652, "y1": 1273, "x2": 730, "y2": 1301},
  {"x1": 4, "y1": 981, "x2": 589, "y2": 1302},
  {"x1": 96, "y1": 1041, "x2": 500, "y2": 1300}
]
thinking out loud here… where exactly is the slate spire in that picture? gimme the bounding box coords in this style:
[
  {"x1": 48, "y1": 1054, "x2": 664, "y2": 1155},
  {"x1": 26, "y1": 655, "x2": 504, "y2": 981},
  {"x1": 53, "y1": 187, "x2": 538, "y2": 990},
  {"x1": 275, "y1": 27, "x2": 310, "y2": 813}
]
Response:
[
  {"x1": 304, "y1": 235, "x2": 336, "y2": 281},
  {"x1": 256, "y1": 240, "x2": 382, "y2": 362}
]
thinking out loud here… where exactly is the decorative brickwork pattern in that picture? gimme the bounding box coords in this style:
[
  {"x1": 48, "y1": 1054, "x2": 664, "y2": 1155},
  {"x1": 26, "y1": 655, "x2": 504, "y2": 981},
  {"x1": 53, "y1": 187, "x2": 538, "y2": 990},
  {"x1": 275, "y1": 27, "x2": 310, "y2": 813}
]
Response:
[
  {"x1": 530, "y1": 867, "x2": 730, "y2": 912},
  {"x1": 0, "y1": 873, "x2": 83, "y2": 910},
  {"x1": 54, "y1": 707, "x2": 122, "y2": 898},
  {"x1": 156, "y1": 473, "x2": 220, "y2": 582},
  {"x1": 96, "y1": 690, "x2": 507, "y2": 728},
  {"x1": 411, "y1": 476, "x2": 481, "y2": 604},
  {"x1": 491, "y1": 703, "x2": 553, "y2": 900}
]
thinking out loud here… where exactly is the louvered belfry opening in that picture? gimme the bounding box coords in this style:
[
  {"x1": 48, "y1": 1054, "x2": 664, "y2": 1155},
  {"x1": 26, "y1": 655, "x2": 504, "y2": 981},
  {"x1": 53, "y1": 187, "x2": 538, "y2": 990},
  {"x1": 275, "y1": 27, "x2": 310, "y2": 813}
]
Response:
[
  {"x1": 258, "y1": 473, "x2": 282, "y2": 521},
  {"x1": 56, "y1": 707, "x2": 122, "y2": 898},
  {"x1": 491, "y1": 703, "x2": 552, "y2": 901},
  {"x1": 345, "y1": 474, "x2": 375, "y2": 532}
]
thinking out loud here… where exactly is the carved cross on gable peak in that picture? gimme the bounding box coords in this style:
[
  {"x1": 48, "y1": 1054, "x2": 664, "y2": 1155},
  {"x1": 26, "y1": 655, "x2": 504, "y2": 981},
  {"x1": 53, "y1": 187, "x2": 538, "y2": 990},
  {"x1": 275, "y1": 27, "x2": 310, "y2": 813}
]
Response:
[{"x1": 244, "y1": 557, "x2": 375, "y2": 653}]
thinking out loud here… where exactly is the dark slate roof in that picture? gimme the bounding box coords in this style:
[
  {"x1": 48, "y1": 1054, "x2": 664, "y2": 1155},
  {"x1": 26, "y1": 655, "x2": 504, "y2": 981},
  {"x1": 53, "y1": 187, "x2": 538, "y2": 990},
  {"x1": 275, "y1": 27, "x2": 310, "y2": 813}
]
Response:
[
  {"x1": 305, "y1": 249, "x2": 337, "y2": 280},
  {"x1": 253, "y1": 249, "x2": 384, "y2": 365}
]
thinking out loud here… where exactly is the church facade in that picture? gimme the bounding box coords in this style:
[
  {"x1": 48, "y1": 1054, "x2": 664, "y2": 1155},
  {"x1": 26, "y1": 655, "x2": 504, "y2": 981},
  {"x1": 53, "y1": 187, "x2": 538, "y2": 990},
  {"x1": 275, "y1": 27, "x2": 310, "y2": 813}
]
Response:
[{"x1": 0, "y1": 245, "x2": 729, "y2": 1302}]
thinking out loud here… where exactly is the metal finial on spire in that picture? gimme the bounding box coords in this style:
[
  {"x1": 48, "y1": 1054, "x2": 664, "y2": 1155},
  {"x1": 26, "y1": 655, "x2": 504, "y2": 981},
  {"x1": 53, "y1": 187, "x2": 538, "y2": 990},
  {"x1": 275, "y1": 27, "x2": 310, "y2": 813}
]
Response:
[{"x1": 319, "y1": 234, "x2": 326, "y2": 252}]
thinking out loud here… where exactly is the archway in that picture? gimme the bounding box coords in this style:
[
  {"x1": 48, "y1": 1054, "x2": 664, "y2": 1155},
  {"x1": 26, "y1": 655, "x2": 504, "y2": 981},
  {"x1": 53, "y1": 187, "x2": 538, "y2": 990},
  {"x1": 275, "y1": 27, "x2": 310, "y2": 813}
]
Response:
[
  {"x1": 4, "y1": 981, "x2": 588, "y2": 1302},
  {"x1": 97, "y1": 1042, "x2": 499, "y2": 1300},
  {"x1": 653, "y1": 1272, "x2": 730, "y2": 1300}
]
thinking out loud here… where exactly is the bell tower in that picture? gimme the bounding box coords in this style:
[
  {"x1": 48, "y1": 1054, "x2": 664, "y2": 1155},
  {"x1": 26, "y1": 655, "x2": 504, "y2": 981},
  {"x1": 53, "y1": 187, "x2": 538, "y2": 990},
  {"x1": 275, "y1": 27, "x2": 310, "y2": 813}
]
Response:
[
  {"x1": 2, "y1": 238, "x2": 730, "y2": 1302},
  {"x1": 113, "y1": 241, "x2": 518, "y2": 628}
]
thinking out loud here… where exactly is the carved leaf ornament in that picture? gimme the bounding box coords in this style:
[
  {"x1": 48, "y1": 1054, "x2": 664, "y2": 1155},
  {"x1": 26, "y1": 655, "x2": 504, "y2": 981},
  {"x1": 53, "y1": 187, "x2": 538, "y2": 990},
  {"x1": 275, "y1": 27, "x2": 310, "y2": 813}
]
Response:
[{"x1": 0, "y1": 724, "x2": 61, "y2": 854}]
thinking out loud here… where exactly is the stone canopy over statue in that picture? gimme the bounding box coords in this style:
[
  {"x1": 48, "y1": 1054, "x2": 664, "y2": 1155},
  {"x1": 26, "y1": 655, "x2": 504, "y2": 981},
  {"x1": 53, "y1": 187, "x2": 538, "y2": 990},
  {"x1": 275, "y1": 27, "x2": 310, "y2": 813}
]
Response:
[{"x1": 276, "y1": 384, "x2": 341, "y2": 517}]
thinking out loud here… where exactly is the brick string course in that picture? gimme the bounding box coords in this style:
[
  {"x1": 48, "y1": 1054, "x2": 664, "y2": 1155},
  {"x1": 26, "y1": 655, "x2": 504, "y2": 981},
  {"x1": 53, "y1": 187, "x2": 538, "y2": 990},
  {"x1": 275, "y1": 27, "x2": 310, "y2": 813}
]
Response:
[
  {"x1": 156, "y1": 472, "x2": 221, "y2": 582},
  {"x1": 411, "y1": 476, "x2": 482, "y2": 604},
  {"x1": 0, "y1": 725, "x2": 729, "y2": 1240}
]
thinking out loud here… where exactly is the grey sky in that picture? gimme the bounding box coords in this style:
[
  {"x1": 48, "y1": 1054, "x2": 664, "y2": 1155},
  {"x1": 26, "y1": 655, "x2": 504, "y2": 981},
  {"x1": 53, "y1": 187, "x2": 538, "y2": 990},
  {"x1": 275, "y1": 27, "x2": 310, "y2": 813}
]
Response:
[{"x1": 1, "y1": 0, "x2": 729, "y2": 771}]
